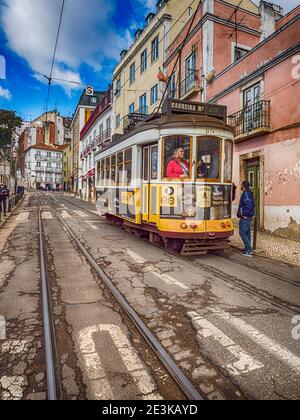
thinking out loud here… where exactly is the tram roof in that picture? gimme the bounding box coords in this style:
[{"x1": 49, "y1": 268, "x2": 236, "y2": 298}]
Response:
[{"x1": 100, "y1": 114, "x2": 234, "y2": 154}]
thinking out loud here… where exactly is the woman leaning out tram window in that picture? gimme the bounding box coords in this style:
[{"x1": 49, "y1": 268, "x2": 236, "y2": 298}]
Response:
[{"x1": 164, "y1": 136, "x2": 191, "y2": 179}]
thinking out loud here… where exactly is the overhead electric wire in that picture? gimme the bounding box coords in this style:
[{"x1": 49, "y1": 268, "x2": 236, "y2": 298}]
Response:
[
  {"x1": 45, "y1": 0, "x2": 66, "y2": 120},
  {"x1": 157, "y1": 0, "x2": 203, "y2": 112}
]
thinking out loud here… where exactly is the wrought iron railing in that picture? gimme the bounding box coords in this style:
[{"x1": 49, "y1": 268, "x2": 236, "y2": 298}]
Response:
[
  {"x1": 168, "y1": 88, "x2": 178, "y2": 99},
  {"x1": 180, "y1": 74, "x2": 201, "y2": 97},
  {"x1": 228, "y1": 100, "x2": 271, "y2": 137},
  {"x1": 123, "y1": 107, "x2": 148, "y2": 134},
  {"x1": 102, "y1": 128, "x2": 111, "y2": 143}
]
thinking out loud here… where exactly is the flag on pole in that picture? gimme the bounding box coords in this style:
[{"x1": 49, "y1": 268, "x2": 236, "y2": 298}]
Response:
[{"x1": 157, "y1": 67, "x2": 168, "y2": 83}]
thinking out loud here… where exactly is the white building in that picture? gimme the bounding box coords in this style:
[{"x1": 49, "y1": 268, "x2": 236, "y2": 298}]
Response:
[
  {"x1": 23, "y1": 144, "x2": 65, "y2": 191},
  {"x1": 79, "y1": 88, "x2": 112, "y2": 201}
]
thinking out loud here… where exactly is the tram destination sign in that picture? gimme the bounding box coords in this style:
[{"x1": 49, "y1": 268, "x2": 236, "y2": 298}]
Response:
[{"x1": 162, "y1": 99, "x2": 227, "y2": 122}]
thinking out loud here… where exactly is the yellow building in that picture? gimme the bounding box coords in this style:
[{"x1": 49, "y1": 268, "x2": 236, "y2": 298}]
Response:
[
  {"x1": 112, "y1": 0, "x2": 198, "y2": 135},
  {"x1": 62, "y1": 144, "x2": 71, "y2": 192}
]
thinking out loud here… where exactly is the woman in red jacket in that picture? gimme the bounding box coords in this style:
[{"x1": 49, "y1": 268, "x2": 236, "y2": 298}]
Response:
[{"x1": 166, "y1": 148, "x2": 189, "y2": 178}]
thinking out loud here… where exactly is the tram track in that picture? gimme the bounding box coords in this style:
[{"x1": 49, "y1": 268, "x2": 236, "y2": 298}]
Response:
[
  {"x1": 40, "y1": 194, "x2": 204, "y2": 401},
  {"x1": 209, "y1": 252, "x2": 300, "y2": 288},
  {"x1": 38, "y1": 199, "x2": 63, "y2": 400},
  {"x1": 53, "y1": 194, "x2": 300, "y2": 316}
]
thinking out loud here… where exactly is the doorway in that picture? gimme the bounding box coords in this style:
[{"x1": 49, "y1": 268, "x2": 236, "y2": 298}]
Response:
[
  {"x1": 246, "y1": 160, "x2": 260, "y2": 225},
  {"x1": 142, "y1": 144, "x2": 158, "y2": 223}
]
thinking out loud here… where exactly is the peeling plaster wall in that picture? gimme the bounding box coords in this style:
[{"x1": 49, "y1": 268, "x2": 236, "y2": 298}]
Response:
[
  {"x1": 232, "y1": 136, "x2": 300, "y2": 241},
  {"x1": 264, "y1": 206, "x2": 300, "y2": 240}
]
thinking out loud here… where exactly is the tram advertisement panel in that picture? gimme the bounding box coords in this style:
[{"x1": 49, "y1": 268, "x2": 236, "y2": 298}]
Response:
[
  {"x1": 160, "y1": 184, "x2": 232, "y2": 220},
  {"x1": 96, "y1": 187, "x2": 139, "y2": 222}
]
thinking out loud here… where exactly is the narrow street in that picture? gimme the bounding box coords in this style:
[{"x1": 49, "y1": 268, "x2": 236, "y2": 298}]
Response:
[{"x1": 0, "y1": 192, "x2": 299, "y2": 400}]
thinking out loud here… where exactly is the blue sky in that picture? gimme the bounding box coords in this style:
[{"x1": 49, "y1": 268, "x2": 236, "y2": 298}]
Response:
[{"x1": 0, "y1": 0, "x2": 299, "y2": 121}]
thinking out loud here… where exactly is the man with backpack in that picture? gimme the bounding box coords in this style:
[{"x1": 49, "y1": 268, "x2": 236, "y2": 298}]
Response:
[
  {"x1": 237, "y1": 181, "x2": 255, "y2": 257},
  {"x1": 0, "y1": 184, "x2": 9, "y2": 216},
  {"x1": 0, "y1": 183, "x2": 6, "y2": 216}
]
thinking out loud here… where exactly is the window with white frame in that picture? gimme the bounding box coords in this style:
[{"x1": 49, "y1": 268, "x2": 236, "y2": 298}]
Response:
[
  {"x1": 129, "y1": 103, "x2": 135, "y2": 114},
  {"x1": 116, "y1": 114, "x2": 121, "y2": 129},
  {"x1": 141, "y1": 49, "x2": 147, "y2": 73},
  {"x1": 151, "y1": 84, "x2": 159, "y2": 105},
  {"x1": 151, "y1": 36, "x2": 159, "y2": 62},
  {"x1": 130, "y1": 63, "x2": 136, "y2": 84}
]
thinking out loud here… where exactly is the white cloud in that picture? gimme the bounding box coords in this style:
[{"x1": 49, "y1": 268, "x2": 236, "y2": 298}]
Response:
[
  {"x1": 0, "y1": 0, "x2": 129, "y2": 93},
  {"x1": 0, "y1": 86, "x2": 12, "y2": 100}
]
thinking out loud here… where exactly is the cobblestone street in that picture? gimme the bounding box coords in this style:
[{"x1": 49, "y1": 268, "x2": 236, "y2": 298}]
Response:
[{"x1": 0, "y1": 192, "x2": 299, "y2": 400}]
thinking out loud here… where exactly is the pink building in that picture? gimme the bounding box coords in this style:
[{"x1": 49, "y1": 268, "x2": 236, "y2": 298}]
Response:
[{"x1": 165, "y1": 0, "x2": 300, "y2": 240}]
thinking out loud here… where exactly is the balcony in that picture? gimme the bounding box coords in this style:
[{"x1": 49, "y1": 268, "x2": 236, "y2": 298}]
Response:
[
  {"x1": 123, "y1": 107, "x2": 148, "y2": 134},
  {"x1": 102, "y1": 128, "x2": 111, "y2": 144},
  {"x1": 180, "y1": 74, "x2": 202, "y2": 100},
  {"x1": 168, "y1": 88, "x2": 178, "y2": 100},
  {"x1": 228, "y1": 100, "x2": 271, "y2": 142}
]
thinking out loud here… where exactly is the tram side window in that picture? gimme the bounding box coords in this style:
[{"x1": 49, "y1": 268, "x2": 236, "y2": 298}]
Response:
[
  {"x1": 96, "y1": 161, "x2": 101, "y2": 185},
  {"x1": 124, "y1": 148, "x2": 132, "y2": 184},
  {"x1": 224, "y1": 140, "x2": 233, "y2": 182},
  {"x1": 151, "y1": 146, "x2": 158, "y2": 180},
  {"x1": 100, "y1": 160, "x2": 105, "y2": 185},
  {"x1": 164, "y1": 136, "x2": 191, "y2": 179},
  {"x1": 111, "y1": 155, "x2": 116, "y2": 184},
  {"x1": 117, "y1": 152, "x2": 124, "y2": 184},
  {"x1": 105, "y1": 158, "x2": 110, "y2": 184},
  {"x1": 143, "y1": 148, "x2": 149, "y2": 181},
  {"x1": 197, "y1": 137, "x2": 221, "y2": 180}
]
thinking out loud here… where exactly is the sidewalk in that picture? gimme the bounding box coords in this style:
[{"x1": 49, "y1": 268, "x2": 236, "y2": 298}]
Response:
[
  {"x1": 230, "y1": 227, "x2": 300, "y2": 267},
  {"x1": 0, "y1": 194, "x2": 24, "y2": 228}
]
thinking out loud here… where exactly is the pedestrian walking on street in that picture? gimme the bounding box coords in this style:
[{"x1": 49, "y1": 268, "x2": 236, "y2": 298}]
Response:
[
  {"x1": 0, "y1": 183, "x2": 7, "y2": 216},
  {"x1": 237, "y1": 181, "x2": 255, "y2": 257}
]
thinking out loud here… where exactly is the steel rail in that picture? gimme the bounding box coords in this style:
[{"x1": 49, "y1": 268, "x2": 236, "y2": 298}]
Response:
[
  {"x1": 56, "y1": 194, "x2": 300, "y2": 312},
  {"x1": 46, "y1": 196, "x2": 204, "y2": 401},
  {"x1": 59, "y1": 193, "x2": 300, "y2": 289},
  {"x1": 38, "y1": 205, "x2": 62, "y2": 400}
]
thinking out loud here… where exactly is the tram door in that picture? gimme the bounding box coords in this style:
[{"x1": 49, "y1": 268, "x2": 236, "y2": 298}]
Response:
[
  {"x1": 142, "y1": 145, "x2": 159, "y2": 224},
  {"x1": 246, "y1": 161, "x2": 260, "y2": 226}
]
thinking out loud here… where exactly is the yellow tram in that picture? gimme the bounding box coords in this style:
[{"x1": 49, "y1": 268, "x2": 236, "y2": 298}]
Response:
[{"x1": 95, "y1": 100, "x2": 234, "y2": 255}]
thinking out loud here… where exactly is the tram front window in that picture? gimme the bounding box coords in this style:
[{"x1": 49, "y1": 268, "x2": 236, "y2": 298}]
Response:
[
  {"x1": 164, "y1": 136, "x2": 191, "y2": 179},
  {"x1": 197, "y1": 137, "x2": 221, "y2": 180}
]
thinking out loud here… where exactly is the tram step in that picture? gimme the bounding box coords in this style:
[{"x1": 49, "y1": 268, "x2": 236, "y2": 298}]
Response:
[{"x1": 181, "y1": 240, "x2": 230, "y2": 256}]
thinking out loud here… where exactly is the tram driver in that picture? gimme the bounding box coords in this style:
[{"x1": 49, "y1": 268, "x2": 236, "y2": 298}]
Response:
[{"x1": 166, "y1": 148, "x2": 190, "y2": 178}]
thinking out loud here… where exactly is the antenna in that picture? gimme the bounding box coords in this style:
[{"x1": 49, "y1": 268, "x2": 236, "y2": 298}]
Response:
[{"x1": 227, "y1": 0, "x2": 244, "y2": 57}]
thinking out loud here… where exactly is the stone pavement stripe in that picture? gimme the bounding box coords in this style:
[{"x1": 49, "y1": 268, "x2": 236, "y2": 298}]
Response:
[
  {"x1": 126, "y1": 249, "x2": 147, "y2": 264},
  {"x1": 212, "y1": 309, "x2": 300, "y2": 373},
  {"x1": 16, "y1": 212, "x2": 29, "y2": 222},
  {"x1": 86, "y1": 221, "x2": 99, "y2": 230},
  {"x1": 60, "y1": 210, "x2": 72, "y2": 219},
  {"x1": 152, "y1": 271, "x2": 189, "y2": 290},
  {"x1": 78, "y1": 324, "x2": 158, "y2": 399},
  {"x1": 0, "y1": 315, "x2": 5, "y2": 340},
  {"x1": 42, "y1": 212, "x2": 53, "y2": 220},
  {"x1": 73, "y1": 210, "x2": 88, "y2": 218},
  {"x1": 189, "y1": 312, "x2": 263, "y2": 376},
  {"x1": 126, "y1": 249, "x2": 189, "y2": 290}
]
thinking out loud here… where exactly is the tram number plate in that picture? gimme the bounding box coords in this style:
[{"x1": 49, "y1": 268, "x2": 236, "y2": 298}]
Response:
[{"x1": 206, "y1": 128, "x2": 216, "y2": 135}]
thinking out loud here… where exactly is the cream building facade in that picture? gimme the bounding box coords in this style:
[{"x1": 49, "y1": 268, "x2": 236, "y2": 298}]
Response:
[{"x1": 112, "y1": 0, "x2": 198, "y2": 136}]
